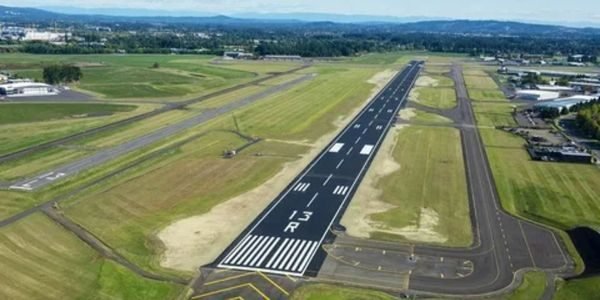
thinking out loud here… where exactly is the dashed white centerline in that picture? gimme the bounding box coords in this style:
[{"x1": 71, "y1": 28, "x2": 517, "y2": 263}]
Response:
[
  {"x1": 346, "y1": 146, "x2": 354, "y2": 155},
  {"x1": 306, "y1": 192, "x2": 319, "y2": 208},
  {"x1": 362, "y1": 128, "x2": 368, "y2": 134},
  {"x1": 336, "y1": 159, "x2": 345, "y2": 169},
  {"x1": 355, "y1": 137, "x2": 361, "y2": 144},
  {"x1": 323, "y1": 174, "x2": 333, "y2": 186}
]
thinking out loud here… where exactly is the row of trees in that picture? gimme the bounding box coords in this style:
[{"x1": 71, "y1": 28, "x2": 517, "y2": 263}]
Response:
[
  {"x1": 42, "y1": 65, "x2": 83, "y2": 84},
  {"x1": 576, "y1": 102, "x2": 600, "y2": 140}
]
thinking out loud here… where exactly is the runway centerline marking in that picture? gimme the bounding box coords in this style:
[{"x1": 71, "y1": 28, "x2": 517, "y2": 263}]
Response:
[
  {"x1": 307, "y1": 192, "x2": 319, "y2": 208},
  {"x1": 336, "y1": 159, "x2": 345, "y2": 169},
  {"x1": 323, "y1": 174, "x2": 333, "y2": 186}
]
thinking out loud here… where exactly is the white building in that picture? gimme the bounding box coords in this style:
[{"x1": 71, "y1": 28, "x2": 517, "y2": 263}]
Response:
[
  {"x1": 515, "y1": 90, "x2": 560, "y2": 101},
  {"x1": 0, "y1": 82, "x2": 59, "y2": 98},
  {"x1": 22, "y1": 30, "x2": 68, "y2": 42}
]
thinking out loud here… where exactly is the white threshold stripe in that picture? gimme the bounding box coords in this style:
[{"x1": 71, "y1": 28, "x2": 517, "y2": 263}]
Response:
[
  {"x1": 285, "y1": 240, "x2": 308, "y2": 270},
  {"x1": 298, "y1": 242, "x2": 320, "y2": 272},
  {"x1": 277, "y1": 239, "x2": 301, "y2": 269},
  {"x1": 255, "y1": 237, "x2": 280, "y2": 267},
  {"x1": 266, "y1": 239, "x2": 290, "y2": 268},
  {"x1": 329, "y1": 143, "x2": 344, "y2": 153},
  {"x1": 302, "y1": 183, "x2": 310, "y2": 192},
  {"x1": 333, "y1": 186, "x2": 340, "y2": 194},
  {"x1": 234, "y1": 235, "x2": 263, "y2": 265},
  {"x1": 229, "y1": 235, "x2": 258, "y2": 265},
  {"x1": 292, "y1": 241, "x2": 314, "y2": 271},
  {"x1": 360, "y1": 145, "x2": 374, "y2": 155},
  {"x1": 270, "y1": 239, "x2": 295, "y2": 269},
  {"x1": 222, "y1": 235, "x2": 253, "y2": 264},
  {"x1": 242, "y1": 236, "x2": 269, "y2": 266},
  {"x1": 249, "y1": 237, "x2": 276, "y2": 267}
]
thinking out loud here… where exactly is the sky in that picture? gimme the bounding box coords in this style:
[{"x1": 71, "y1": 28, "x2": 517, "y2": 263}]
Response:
[{"x1": 3, "y1": 0, "x2": 600, "y2": 24}]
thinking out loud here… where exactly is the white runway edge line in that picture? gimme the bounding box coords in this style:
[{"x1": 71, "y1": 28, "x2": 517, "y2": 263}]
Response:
[{"x1": 217, "y1": 62, "x2": 422, "y2": 277}]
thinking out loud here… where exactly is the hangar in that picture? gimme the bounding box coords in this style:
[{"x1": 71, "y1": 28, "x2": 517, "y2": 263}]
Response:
[{"x1": 0, "y1": 82, "x2": 59, "y2": 97}]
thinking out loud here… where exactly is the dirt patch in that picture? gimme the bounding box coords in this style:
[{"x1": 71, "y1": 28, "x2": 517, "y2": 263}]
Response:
[
  {"x1": 73, "y1": 62, "x2": 105, "y2": 68},
  {"x1": 415, "y1": 76, "x2": 439, "y2": 87},
  {"x1": 157, "y1": 69, "x2": 398, "y2": 272},
  {"x1": 399, "y1": 108, "x2": 416, "y2": 121},
  {"x1": 409, "y1": 88, "x2": 421, "y2": 103},
  {"x1": 340, "y1": 125, "x2": 404, "y2": 238},
  {"x1": 340, "y1": 125, "x2": 447, "y2": 244}
]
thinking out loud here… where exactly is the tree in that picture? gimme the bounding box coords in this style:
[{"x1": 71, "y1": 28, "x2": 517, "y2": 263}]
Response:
[
  {"x1": 560, "y1": 107, "x2": 569, "y2": 115},
  {"x1": 43, "y1": 65, "x2": 82, "y2": 85},
  {"x1": 152, "y1": 62, "x2": 160, "y2": 69}
]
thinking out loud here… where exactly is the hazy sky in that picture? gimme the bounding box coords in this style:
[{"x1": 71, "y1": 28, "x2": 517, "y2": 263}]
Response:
[{"x1": 4, "y1": 0, "x2": 600, "y2": 22}]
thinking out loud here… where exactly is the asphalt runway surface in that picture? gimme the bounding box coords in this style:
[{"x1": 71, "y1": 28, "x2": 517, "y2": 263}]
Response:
[
  {"x1": 7, "y1": 74, "x2": 314, "y2": 191},
  {"x1": 216, "y1": 61, "x2": 423, "y2": 277},
  {"x1": 315, "y1": 65, "x2": 573, "y2": 295}
]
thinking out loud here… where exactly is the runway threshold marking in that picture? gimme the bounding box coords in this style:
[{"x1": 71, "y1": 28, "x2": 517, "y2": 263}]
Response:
[
  {"x1": 329, "y1": 143, "x2": 344, "y2": 153},
  {"x1": 360, "y1": 145, "x2": 374, "y2": 155}
]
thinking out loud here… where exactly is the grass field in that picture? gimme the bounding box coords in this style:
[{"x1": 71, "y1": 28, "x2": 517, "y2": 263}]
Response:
[
  {"x1": 554, "y1": 277, "x2": 600, "y2": 300},
  {"x1": 0, "y1": 103, "x2": 136, "y2": 124},
  {"x1": 53, "y1": 65, "x2": 383, "y2": 274},
  {"x1": 0, "y1": 54, "x2": 265, "y2": 99},
  {"x1": 291, "y1": 284, "x2": 395, "y2": 300},
  {"x1": 472, "y1": 102, "x2": 517, "y2": 127},
  {"x1": 411, "y1": 87, "x2": 457, "y2": 109},
  {"x1": 411, "y1": 110, "x2": 453, "y2": 124},
  {"x1": 0, "y1": 103, "x2": 157, "y2": 156},
  {"x1": 468, "y1": 89, "x2": 507, "y2": 102},
  {"x1": 463, "y1": 68, "x2": 508, "y2": 102},
  {"x1": 0, "y1": 213, "x2": 182, "y2": 300},
  {"x1": 368, "y1": 126, "x2": 471, "y2": 246},
  {"x1": 504, "y1": 272, "x2": 546, "y2": 300}
]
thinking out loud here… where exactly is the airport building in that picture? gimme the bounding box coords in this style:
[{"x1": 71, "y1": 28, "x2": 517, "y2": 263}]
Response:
[
  {"x1": 515, "y1": 90, "x2": 560, "y2": 101},
  {"x1": 0, "y1": 82, "x2": 59, "y2": 97},
  {"x1": 533, "y1": 95, "x2": 598, "y2": 112}
]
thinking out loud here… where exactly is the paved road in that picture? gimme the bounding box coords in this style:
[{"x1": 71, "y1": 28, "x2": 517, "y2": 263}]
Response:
[
  {"x1": 216, "y1": 61, "x2": 423, "y2": 277},
  {"x1": 7, "y1": 74, "x2": 314, "y2": 191}
]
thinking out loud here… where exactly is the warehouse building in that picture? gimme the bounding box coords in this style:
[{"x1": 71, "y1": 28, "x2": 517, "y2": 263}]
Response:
[
  {"x1": 515, "y1": 90, "x2": 560, "y2": 101},
  {"x1": 0, "y1": 82, "x2": 59, "y2": 97},
  {"x1": 533, "y1": 95, "x2": 597, "y2": 112}
]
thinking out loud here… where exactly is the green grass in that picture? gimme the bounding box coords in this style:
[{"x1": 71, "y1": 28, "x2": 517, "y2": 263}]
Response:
[
  {"x1": 411, "y1": 87, "x2": 457, "y2": 109},
  {"x1": 0, "y1": 103, "x2": 157, "y2": 156},
  {"x1": 554, "y1": 277, "x2": 600, "y2": 300},
  {"x1": 368, "y1": 126, "x2": 472, "y2": 247},
  {"x1": 0, "y1": 103, "x2": 136, "y2": 125},
  {"x1": 291, "y1": 284, "x2": 396, "y2": 300},
  {"x1": 55, "y1": 65, "x2": 385, "y2": 275},
  {"x1": 505, "y1": 272, "x2": 546, "y2": 300},
  {"x1": 422, "y1": 75, "x2": 454, "y2": 87},
  {"x1": 411, "y1": 109, "x2": 453, "y2": 124},
  {"x1": 464, "y1": 74, "x2": 499, "y2": 89},
  {"x1": 0, "y1": 53, "x2": 259, "y2": 99},
  {"x1": 468, "y1": 89, "x2": 507, "y2": 102},
  {"x1": 472, "y1": 102, "x2": 517, "y2": 127},
  {"x1": 482, "y1": 129, "x2": 600, "y2": 230},
  {"x1": 0, "y1": 213, "x2": 182, "y2": 300}
]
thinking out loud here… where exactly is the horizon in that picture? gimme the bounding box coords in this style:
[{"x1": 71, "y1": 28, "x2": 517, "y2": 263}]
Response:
[{"x1": 2, "y1": 0, "x2": 600, "y2": 28}]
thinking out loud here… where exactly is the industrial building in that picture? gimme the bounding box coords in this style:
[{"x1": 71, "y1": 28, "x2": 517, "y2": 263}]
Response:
[
  {"x1": 0, "y1": 82, "x2": 59, "y2": 97},
  {"x1": 533, "y1": 95, "x2": 598, "y2": 112},
  {"x1": 515, "y1": 90, "x2": 560, "y2": 101},
  {"x1": 527, "y1": 145, "x2": 593, "y2": 164}
]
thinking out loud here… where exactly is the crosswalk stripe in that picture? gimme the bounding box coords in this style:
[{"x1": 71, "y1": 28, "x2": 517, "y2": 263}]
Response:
[
  {"x1": 222, "y1": 235, "x2": 252, "y2": 264},
  {"x1": 250, "y1": 237, "x2": 278, "y2": 267},
  {"x1": 285, "y1": 240, "x2": 307, "y2": 270},
  {"x1": 229, "y1": 235, "x2": 258, "y2": 265},
  {"x1": 241, "y1": 236, "x2": 268, "y2": 266},
  {"x1": 292, "y1": 241, "x2": 313, "y2": 271},
  {"x1": 266, "y1": 239, "x2": 290, "y2": 268},
  {"x1": 233, "y1": 235, "x2": 263, "y2": 265},
  {"x1": 270, "y1": 239, "x2": 295, "y2": 269}
]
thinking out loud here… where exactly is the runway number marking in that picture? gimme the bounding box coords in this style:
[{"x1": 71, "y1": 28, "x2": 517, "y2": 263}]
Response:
[
  {"x1": 360, "y1": 145, "x2": 374, "y2": 155},
  {"x1": 284, "y1": 211, "x2": 313, "y2": 233},
  {"x1": 329, "y1": 143, "x2": 344, "y2": 153}
]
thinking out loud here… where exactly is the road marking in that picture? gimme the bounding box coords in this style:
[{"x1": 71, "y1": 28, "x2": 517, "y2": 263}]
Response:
[
  {"x1": 323, "y1": 174, "x2": 332, "y2": 186},
  {"x1": 266, "y1": 239, "x2": 291, "y2": 268},
  {"x1": 360, "y1": 145, "x2": 374, "y2": 155},
  {"x1": 242, "y1": 236, "x2": 267, "y2": 265},
  {"x1": 278, "y1": 239, "x2": 301, "y2": 269},
  {"x1": 333, "y1": 185, "x2": 349, "y2": 195},
  {"x1": 376, "y1": 125, "x2": 383, "y2": 130},
  {"x1": 369, "y1": 108, "x2": 374, "y2": 112},
  {"x1": 250, "y1": 237, "x2": 277, "y2": 267},
  {"x1": 346, "y1": 146, "x2": 354, "y2": 155},
  {"x1": 353, "y1": 124, "x2": 361, "y2": 129},
  {"x1": 230, "y1": 235, "x2": 260, "y2": 265},
  {"x1": 223, "y1": 235, "x2": 254, "y2": 264},
  {"x1": 355, "y1": 137, "x2": 361, "y2": 144},
  {"x1": 387, "y1": 109, "x2": 393, "y2": 113},
  {"x1": 329, "y1": 143, "x2": 344, "y2": 153},
  {"x1": 336, "y1": 159, "x2": 344, "y2": 169},
  {"x1": 368, "y1": 120, "x2": 374, "y2": 126},
  {"x1": 297, "y1": 242, "x2": 319, "y2": 272},
  {"x1": 292, "y1": 242, "x2": 313, "y2": 271},
  {"x1": 306, "y1": 192, "x2": 319, "y2": 208},
  {"x1": 293, "y1": 182, "x2": 310, "y2": 192},
  {"x1": 362, "y1": 128, "x2": 368, "y2": 134},
  {"x1": 255, "y1": 238, "x2": 280, "y2": 267}
]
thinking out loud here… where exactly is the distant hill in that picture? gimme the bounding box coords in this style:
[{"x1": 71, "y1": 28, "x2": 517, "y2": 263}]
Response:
[{"x1": 2, "y1": 5, "x2": 600, "y2": 37}]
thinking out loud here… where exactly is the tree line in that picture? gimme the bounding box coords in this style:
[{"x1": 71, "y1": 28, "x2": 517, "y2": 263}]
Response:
[
  {"x1": 42, "y1": 65, "x2": 83, "y2": 84},
  {"x1": 576, "y1": 102, "x2": 600, "y2": 140}
]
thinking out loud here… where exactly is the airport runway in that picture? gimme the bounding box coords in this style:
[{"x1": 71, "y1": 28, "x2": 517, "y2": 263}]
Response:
[
  {"x1": 216, "y1": 61, "x2": 423, "y2": 276},
  {"x1": 7, "y1": 74, "x2": 314, "y2": 191}
]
